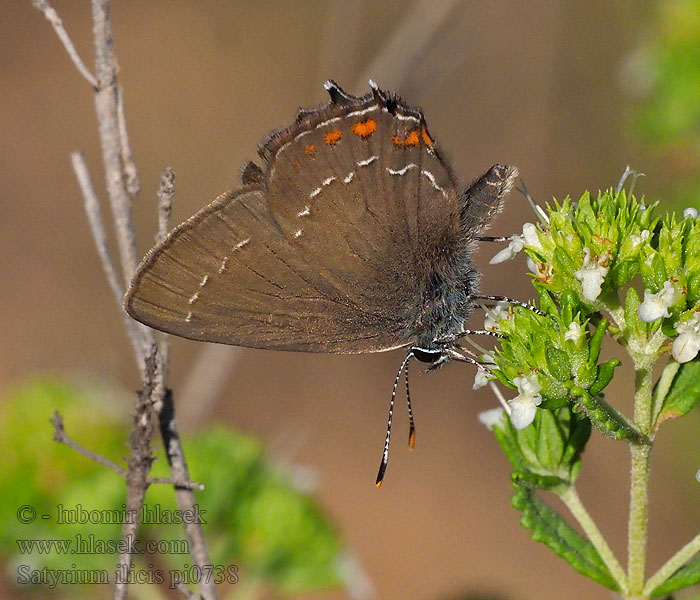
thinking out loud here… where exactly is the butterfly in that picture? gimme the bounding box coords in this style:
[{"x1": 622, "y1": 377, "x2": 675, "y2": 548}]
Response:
[{"x1": 125, "y1": 80, "x2": 519, "y2": 485}]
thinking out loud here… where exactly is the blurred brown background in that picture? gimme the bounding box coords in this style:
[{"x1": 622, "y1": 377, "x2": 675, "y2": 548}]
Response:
[{"x1": 3, "y1": 1, "x2": 700, "y2": 599}]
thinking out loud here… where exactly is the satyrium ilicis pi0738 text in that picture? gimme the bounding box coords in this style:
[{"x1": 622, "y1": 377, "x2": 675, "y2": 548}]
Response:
[{"x1": 125, "y1": 81, "x2": 519, "y2": 485}]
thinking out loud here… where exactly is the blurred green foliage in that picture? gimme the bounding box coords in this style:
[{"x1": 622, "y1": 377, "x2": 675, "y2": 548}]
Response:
[
  {"x1": 1, "y1": 380, "x2": 349, "y2": 598},
  {"x1": 629, "y1": 0, "x2": 700, "y2": 202},
  {"x1": 634, "y1": 0, "x2": 700, "y2": 145}
]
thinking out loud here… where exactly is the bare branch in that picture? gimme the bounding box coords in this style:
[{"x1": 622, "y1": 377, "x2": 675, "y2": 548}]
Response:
[
  {"x1": 154, "y1": 167, "x2": 175, "y2": 400},
  {"x1": 354, "y1": 0, "x2": 461, "y2": 89},
  {"x1": 148, "y1": 476, "x2": 204, "y2": 491},
  {"x1": 180, "y1": 345, "x2": 241, "y2": 427},
  {"x1": 52, "y1": 411, "x2": 128, "y2": 476},
  {"x1": 114, "y1": 350, "x2": 157, "y2": 600},
  {"x1": 116, "y1": 83, "x2": 140, "y2": 196},
  {"x1": 91, "y1": 0, "x2": 142, "y2": 287},
  {"x1": 156, "y1": 167, "x2": 175, "y2": 244},
  {"x1": 39, "y1": 3, "x2": 218, "y2": 598},
  {"x1": 71, "y1": 151, "x2": 147, "y2": 373},
  {"x1": 32, "y1": 0, "x2": 98, "y2": 88},
  {"x1": 177, "y1": 583, "x2": 202, "y2": 600},
  {"x1": 51, "y1": 411, "x2": 204, "y2": 493},
  {"x1": 158, "y1": 390, "x2": 218, "y2": 600}
]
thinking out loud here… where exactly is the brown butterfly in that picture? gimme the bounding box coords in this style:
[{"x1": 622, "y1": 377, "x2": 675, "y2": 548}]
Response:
[{"x1": 125, "y1": 81, "x2": 519, "y2": 485}]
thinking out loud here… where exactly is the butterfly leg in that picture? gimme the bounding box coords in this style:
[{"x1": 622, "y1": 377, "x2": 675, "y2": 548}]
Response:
[
  {"x1": 444, "y1": 346, "x2": 495, "y2": 375},
  {"x1": 433, "y1": 329, "x2": 505, "y2": 347},
  {"x1": 474, "y1": 235, "x2": 514, "y2": 243},
  {"x1": 473, "y1": 294, "x2": 545, "y2": 316}
]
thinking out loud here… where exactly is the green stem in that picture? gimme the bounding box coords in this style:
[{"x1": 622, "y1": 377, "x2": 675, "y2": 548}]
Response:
[
  {"x1": 558, "y1": 486, "x2": 628, "y2": 592},
  {"x1": 643, "y1": 530, "x2": 700, "y2": 596},
  {"x1": 650, "y1": 360, "x2": 680, "y2": 428},
  {"x1": 627, "y1": 364, "x2": 653, "y2": 596},
  {"x1": 627, "y1": 444, "x2": 651, "y2": 595},
  {"x1": 634, "y1": 365, "x2": 653, "y2": 436}
]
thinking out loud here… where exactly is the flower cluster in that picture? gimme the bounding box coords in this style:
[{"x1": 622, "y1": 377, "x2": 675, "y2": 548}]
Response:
[
  {"x1": 481, "y1": 189, "x2": 700, "y2": 433},
  {"x1": 490, "y1": 190, "x2": 700, "y2": 364},
  {"x1": 476, "y1": 183, "x2": 700, "y2": 597},
  {"x1": 484, "y1": 289, "x2": 620, "y2": 433}
]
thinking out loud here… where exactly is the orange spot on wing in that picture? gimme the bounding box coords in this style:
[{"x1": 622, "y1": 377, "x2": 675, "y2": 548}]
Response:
[
  {"x1": 304, "y1": 144, "x2": 315, "y2": 155},
  {"x1": 351, "y1": 119, "x2": 377, "y2": 138},
  {"x1": 324, "y1": 130, "x2": 342, "y2": 145},
  {"x1": 421, "y1": 126, "x2": 433, "y2": 147},
  {"x1": 392, "y1": 130, "x2": 420, "y2": 147}
]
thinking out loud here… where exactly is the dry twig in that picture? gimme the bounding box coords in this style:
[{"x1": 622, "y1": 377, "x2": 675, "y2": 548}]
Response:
[{"x1": 33, "y1": 1, "x2": 218, "y2": 598}]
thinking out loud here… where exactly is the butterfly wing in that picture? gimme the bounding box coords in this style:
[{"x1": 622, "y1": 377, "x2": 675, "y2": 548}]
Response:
[
  {"x1": 258, "y1": 82, "x2": 465, "y2": 336},
  {"x1": 125, "y1": 185, "x2": 411, "y2": 352},
  {"x1": 125, "y1": 82, "x2": 478, "y2": 353}
]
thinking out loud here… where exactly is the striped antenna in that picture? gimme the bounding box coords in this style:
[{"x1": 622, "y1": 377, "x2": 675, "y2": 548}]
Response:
[{"x1": 376, "y1": 351, "x2": 414, "y2": 488}]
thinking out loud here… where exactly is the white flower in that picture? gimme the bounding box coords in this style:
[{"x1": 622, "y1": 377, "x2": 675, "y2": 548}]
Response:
[
  {"x1": 478, "y1": 407, "x2": 505, "y2": 430},
  {"x1": 526, "y1": 257, "x2": 538, "y2": 273},
  {"x1": 696, "y1": 467, "x2": 700, "y2": 484},
  {"x1": 629, "y1": 229, "x2": 650, "y2": 249},
  {"x1": 490, "y1": 235, "x2": 524, "y2": 264},
  {"x1": 644, "y1": 253, "x2": 655, "y2": 267},
  {"x1": 483, "y1": 301, "x2": 511, "y2": 330},
  {"x1": 507, "y1": 374, "x2": 543, "y2": 430},
  {"x1": 473, "y1": 368, "x2": 491, "y2": 390},
  {"x1": 684, "y1": 207, "x2": 698, "y2": 220},
  {"x1": 564, "y1": 321, "x2": 584, "y2": 343},
  {"x1": 522, "y1": 222, "x2": 542, "y2": 250},
  {"x1": 481, "y1": 351, "x2": 496, "y2": 365},
  {"x1": 637, "y1": 280, "x2": 681, "y2": 322},
  {"x1": 574, "y1": 247, "x2": 610, "y2": 301},
  {"x1": 492, "y1": 223, "x2": 542, "y2": 267},
  {"x1": 672, "y1": 313, "x2": 700, "y2": 363}
]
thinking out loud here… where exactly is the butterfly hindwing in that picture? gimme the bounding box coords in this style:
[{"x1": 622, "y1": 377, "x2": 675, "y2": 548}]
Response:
[{"x1": 260, "y1": 83, "x2": 464, "y2": 329}]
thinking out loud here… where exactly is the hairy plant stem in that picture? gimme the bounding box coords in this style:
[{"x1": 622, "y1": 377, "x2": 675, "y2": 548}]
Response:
[
  {"x1": 626, "y1": 363, "x2": 654, "y2": 598},
  {"x1": 643, "y1": 529, "x2": 700, "y2": 596},
  {"x1": 558, "y1": 486, "x2": 628, "y2": 591}
]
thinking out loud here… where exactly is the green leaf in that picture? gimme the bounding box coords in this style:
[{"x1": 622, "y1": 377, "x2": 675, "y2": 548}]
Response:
[
  {"x1": 651, "y1": 252, "x2": 669, "y2": 290},
  {"x1": 651, "y1": 554, "x2": 700, "y2": 597},
  {"x1": 553, "y1": 246, "x2": 578, "y2": 275},
  {"x1": 589, "y1": 358, "x2": 621, "y2": 395},
  {"x1": 510, "y1": 485, "x2": 618, "y2": 590},
  {"x1": 538, "y1": 286, "x2": 559, "y2": 315},
  {"x1": 611, "y1": 259, "x2": 639, "y2": 288},
  {"x1": 576, "y1": 361, "x2": 598, "y2": 389},
  {"x1": 687, "y1": 272, "x2": 700, "y2": 306},
  {"x1": 534, "y1": 409, "x2": 565, "y2": 472},
  {"x1": 511, "y1": 470, "x2": 568, "y2": 491},
  {"x1": 562, "y1": 413, "x2": 592, "y2": 466},
  {"x1": 561, "y1": 290, "x2": 581, "y2": 324},
  {"x1": 624, "y1": 287, "x2": 644, "y2": 338},
  {"x1": 546, "y1": 345, "x2": 572, "y2": 382},
  {"x1": 655, "y1": 359, "x2": 700, "y2": 431},
  {"x1": 572, "y1": 390, "x2": 645, "y2": 443},
  {"x1": 588, "y1": 319, "x2": 608, "y2": 364},
  {"x1": 492, "y1": 417, "x2": 528, "y2": 471}
]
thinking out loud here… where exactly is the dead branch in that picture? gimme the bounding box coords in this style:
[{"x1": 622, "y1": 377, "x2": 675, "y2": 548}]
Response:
[{"x1": 33, "y1": 1, "x2": 219, "y2": 598}]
